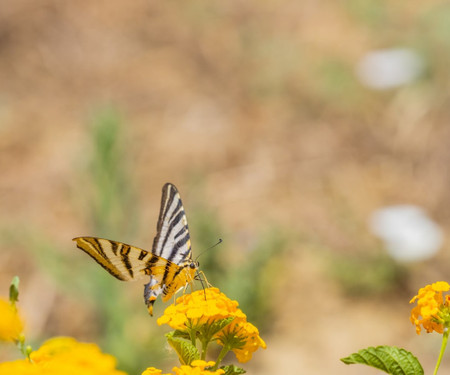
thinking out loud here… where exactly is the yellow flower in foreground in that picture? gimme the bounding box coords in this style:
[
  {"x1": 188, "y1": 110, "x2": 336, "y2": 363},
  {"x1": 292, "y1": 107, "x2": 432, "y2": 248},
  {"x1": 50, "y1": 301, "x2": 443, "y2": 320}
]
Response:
[
  {"x1": 157, "y1": 288, "x2": 245, "y2": 330},
  {"x1": 0, "y1": 337, "x2": 127, "y2": 375},
  {"x1": 410, "y1": 281, "x2": 450, "y2": 334},
  {"x1": 142, "y1": 367, "x2": 169, "y2": 375},
  {"x1": 0, "y1": 359, "x2": 40, "y2": 375},
  {"x1": 141, "y1": 361, "x2": 223, "y2": 375},
  {"x1": 172, "y1": 360, "x2": 224, "y2": 375},
  {"x1": 215, "y1": 319, "x2": 267, "y2": 363},
  {"x1": 0, "y1": 298, "x2": 23, "y2": 342}
]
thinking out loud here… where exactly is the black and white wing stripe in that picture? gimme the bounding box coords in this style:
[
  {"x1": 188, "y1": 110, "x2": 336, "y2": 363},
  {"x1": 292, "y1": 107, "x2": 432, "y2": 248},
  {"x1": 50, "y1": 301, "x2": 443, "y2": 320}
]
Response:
[
  {"x1": 152, "y1": 183, "x2": 192, "y2": 266},
  {"x1": 73, "y1": 237, "x2": 169, "y2": 281}
]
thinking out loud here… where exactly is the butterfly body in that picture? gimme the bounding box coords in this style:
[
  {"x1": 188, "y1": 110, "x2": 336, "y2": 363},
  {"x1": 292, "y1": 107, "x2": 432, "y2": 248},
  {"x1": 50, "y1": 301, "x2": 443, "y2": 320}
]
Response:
[{"x1": 73, "y1": 183, "x2": 198, "y2": 316}]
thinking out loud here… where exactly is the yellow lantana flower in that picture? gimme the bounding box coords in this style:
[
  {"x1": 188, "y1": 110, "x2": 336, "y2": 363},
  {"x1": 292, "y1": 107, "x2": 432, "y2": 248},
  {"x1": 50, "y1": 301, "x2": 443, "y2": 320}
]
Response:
[
  {"x1": 158, "y1": 287, "x2": 266, "y2": 365},
  {"x1": 0, "y1": 337, "x2": 127, "y2": 375},
  {"x1": 141, "y1": 361, "x2": 224, "y2": 375},
  {"x1": 172, "y1": 360, "x2": 224, "y2": 375},
  {"x1": 410, "y1": 281, "x2": 450, "y2": 334},
  {"x1": 157, "y1": 288, "x2": 245, "y2": 330},
  {"x1": 215, "y1": 319, "x2": 267, "y2": 363},
  {"x1": 0, "y1": 359, "x2": 40, "y2": 375},
  {"x1": 0, "y1": 298, "x2": 23, "y2": 342},
  {"x1": 142, "y1": 367, "x2": 169, "y2": 375}
]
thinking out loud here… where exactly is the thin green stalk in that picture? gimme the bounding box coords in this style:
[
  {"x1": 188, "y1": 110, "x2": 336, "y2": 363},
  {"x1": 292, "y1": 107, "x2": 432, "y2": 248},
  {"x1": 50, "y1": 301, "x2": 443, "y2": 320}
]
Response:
[
  {"x1": 433, "y1": 329, "x2": 449, "y2": 375},
  {"x1": 200, "y1": 339, "x2": 209, "y2": 360},
  {"x1": 211, "y1": 345, "x2": 230, "y2": 371},
  {"x1": 16, "y1": 335, "x2": 25, "y2": 356},
  {"x1": 16, "y1": 334, "x2": 32, "y2": 362},
  {"x1": 189, "y1": 328, "x2": 197, "y2": 348}
]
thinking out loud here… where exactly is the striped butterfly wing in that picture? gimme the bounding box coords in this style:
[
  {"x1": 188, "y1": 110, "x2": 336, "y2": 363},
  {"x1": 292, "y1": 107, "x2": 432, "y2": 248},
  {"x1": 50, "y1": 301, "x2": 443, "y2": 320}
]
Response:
[
  {"x1": 73, "y1": 237, "x2": 180, "y2": 282},
  {"x1": 152, "y1": 183, "x2": 193, "y2": 266},
  {"x1": 73, "y1": 183, "x2": 197, "y2": 316}
]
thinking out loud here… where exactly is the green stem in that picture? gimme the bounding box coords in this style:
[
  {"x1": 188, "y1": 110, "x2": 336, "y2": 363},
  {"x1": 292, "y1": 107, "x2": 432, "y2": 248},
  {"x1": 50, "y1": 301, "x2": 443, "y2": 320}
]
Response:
[
  {"x1": 16, "y1": 335, "x2": 32, "y2": 362},
  {"x1": 189, "y1": 328, "x2": 197, "y2": 347},
  {"x1": 211, "y1": 345, "x2": 230, "y2": 371},
  {"x1": 201, "y1": 339, "x2": 209, "y2": 360},
  {"x1": 17, "y1": 335, "x2": 25, "y2": 355},
  {"x1": 433, "y1": 329, "x2": 449, "y2": 375},
  {"x1": 16, "y1": 341, "x2": 23, "y2": 356}
]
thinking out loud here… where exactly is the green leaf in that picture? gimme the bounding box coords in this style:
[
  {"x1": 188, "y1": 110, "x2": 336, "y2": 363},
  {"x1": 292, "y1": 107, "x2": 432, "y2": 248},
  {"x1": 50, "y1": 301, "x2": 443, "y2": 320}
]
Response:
[
  {"x1": 208, "y1": 317, "x2": 235, "y2": 336},
  {"x1": 341, "y1": 346, "x2": 423, "y2": 375},
  {"x1": 172, "y1": 329, "x2": 191, "y2": 340},
  {"x1": 166, "y1": 332, "x2": 200, "y2": 365},
  {"x1": 198, "y1": 317, "x2": 235, "y2": 342},
  {"x1": 219, "y1": 364, "x2": 246, "y2": 375},
  {"x1": 9, "y1": 276, "x2": 19, "y2": 306}
]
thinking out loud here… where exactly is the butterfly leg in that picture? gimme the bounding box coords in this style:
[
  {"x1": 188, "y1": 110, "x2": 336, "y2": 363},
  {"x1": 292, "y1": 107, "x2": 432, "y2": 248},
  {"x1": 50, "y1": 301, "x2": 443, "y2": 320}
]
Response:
[
  {"x1": 175, "y1": 282, "x2": 192, "y2": 306},
  {"x1": 193, "y1": 270, "x2": 211, "y2": 301},
  {"x1": 195, "y1": 270, "x2": 211, "y2": 287}
]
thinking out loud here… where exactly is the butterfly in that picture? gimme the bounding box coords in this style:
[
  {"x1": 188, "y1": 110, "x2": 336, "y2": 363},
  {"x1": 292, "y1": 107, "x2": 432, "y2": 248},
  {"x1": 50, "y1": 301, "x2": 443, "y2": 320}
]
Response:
[{"x1": 73, "y1": 183, "x2": 199, "y2": 316}]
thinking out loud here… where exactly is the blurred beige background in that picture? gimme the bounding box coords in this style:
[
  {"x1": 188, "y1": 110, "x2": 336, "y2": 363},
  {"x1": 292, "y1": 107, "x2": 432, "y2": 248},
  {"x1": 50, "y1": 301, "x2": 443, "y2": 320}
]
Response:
[{"x1": 1, "y1": 1, "x2": 450, "y2": 374}]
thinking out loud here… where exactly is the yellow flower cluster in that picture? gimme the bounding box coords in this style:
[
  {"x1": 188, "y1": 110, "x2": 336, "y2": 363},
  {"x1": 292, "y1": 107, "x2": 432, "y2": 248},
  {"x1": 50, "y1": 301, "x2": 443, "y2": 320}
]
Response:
[
  {"x1": 410, "y1": 281, "x2": 450, "y2": 334},
  {"x1": 142, "y1": 367, "x2": 165, "y2": 375},
  {"x1": 142, "y1": 360, "x2": 224, "y2": 375},
  {"x1": 0, "y1": 337, "x2": 127, "y2": 375},
  {"x1": 0, "y1": 278, "x2": 263, "y2": 375},
  {"x1": 173, "y1": 360, "x2": 225, "y2": 375},
  {"x1": 216, "y1": 318, "x2": 267, "y2": 363},
  {"x1": 0, "y1": 298, "x2": 23, "y2": 342},
  {"x1": 157, "y1": 288, "x2": 246, "y2": 330},
  {"x1": 157, "y1": 287, "x2": 266, "y2": 363}
]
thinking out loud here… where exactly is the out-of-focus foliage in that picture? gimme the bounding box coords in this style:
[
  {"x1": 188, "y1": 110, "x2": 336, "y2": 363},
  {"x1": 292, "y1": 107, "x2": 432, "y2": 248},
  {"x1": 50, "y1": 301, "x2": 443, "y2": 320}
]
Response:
[
  {"x1": 83, "y1": 108, "x2": 138, "y2": 239},
  {"x1": 188, "y1": 185, "x2": 290, "y2": 329},
  {"x1": 2, "y1": 1, "x2": 450, "y2": 373}
]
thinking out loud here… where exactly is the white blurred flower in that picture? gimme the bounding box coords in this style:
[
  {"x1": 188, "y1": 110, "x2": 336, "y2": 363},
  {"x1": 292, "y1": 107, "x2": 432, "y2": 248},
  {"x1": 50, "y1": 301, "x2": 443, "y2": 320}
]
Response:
[
  {"x1": 369, "y1": 205, "x2": 443, "y2": 262},
  {"x1": 356, "y1": 48, "x2": 424, "y2": 90}
]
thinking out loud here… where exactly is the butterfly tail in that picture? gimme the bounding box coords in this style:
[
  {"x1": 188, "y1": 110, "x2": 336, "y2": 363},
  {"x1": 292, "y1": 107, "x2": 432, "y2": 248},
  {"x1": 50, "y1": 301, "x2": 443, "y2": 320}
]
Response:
[
  {"x1": 144, "y1": 277, "x2": 163, "y2": 316},
  {"x1": 146, "y1": 298, "x2": 156, "y2": 316}
]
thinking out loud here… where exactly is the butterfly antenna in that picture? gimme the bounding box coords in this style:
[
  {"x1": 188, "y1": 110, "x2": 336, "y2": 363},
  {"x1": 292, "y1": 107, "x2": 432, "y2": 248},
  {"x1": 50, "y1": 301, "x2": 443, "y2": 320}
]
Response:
[{"x1": 194, "y1": 238, "x2": 223, "y2": 262}]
